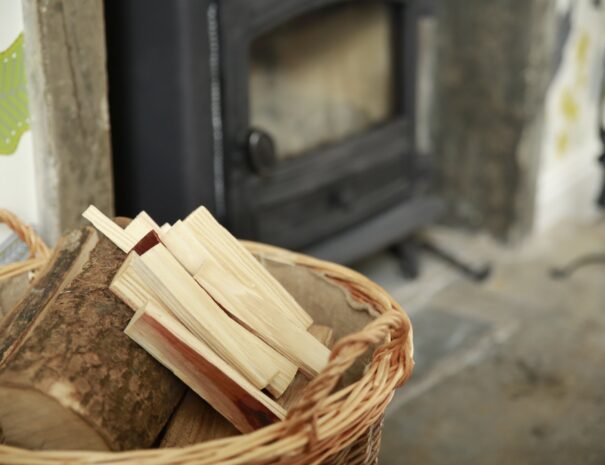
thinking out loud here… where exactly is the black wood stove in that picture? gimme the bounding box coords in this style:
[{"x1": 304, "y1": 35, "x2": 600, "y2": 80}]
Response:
[{"x1": 105, "y1": 0, "x2": 441, "y2": 263}]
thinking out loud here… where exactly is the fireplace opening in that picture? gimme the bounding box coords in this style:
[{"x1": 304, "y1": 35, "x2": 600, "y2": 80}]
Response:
[{"x1": 249, "y1": 2, "x2": 396, "y2": 161}]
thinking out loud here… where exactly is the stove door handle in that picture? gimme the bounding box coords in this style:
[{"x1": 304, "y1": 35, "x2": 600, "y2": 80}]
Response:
[{"x1": 247, "y1": 128, "x2": 277, "y2": 176}]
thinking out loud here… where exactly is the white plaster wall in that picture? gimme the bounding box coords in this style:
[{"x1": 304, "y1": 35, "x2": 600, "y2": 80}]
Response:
[
  {"x1": 533, "y1": 0, "x2": 605, "y2": 234},
  {"x1": 0, "y1": 1, "x2": 38, "y2": 246}
]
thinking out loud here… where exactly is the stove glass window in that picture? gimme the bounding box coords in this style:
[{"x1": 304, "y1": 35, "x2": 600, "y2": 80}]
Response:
[{"x1": 249, "y1": 2, "x2": 396, "y2": 161}]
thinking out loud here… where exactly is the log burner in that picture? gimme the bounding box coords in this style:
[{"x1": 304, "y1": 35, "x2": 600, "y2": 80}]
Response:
[{"x1": 105, "y1": 0, "x2": 441, "y2": 263}]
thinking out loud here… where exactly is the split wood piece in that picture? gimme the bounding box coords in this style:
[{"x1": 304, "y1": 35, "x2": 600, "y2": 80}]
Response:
[
  {"x1": 133, "y1": 242, "x2": 297, "y2": 396},
  {"x1": 160, "y1": 391, "x2": 239, "y2": 448},
  {"x1": 0, "y1": 227, "x2": 99, "y2": 365},
  {"x1": 110, "y1": 253, "x2": 178, "y2": 324},
  {"x1": 160, "y1": 324, "x2": 334, "y2": 448},
  {"x1": 277, "y1": 324, "x2": 334, "y2": 411},
  {"x1": 82, "y1": 205, "x2": 136, "y2": 253},
  {"x1": 110, "y1": 253, "x2": 155, "y2": 311},
  {"x1": 111, "y1": 241, "x2": 297, "y2": 396},
  {"x1": 160, "y1": 223, "x2": 171, "y2": 234},
  {"x1": 162, "y1": 221, "x2": 330, "y2": 377},
  {"x1": 124, "y1": 211, "x2": 161, "y2": 243},
  {"x1": 185, "y1": 207, "x2": 313, "y2": 329},
  {"x1": 0, "y1": 229, "x2": 184, "y2": 451},
  {"x1": 126, "y1": 301, "x2": 286, "y2": 433}
]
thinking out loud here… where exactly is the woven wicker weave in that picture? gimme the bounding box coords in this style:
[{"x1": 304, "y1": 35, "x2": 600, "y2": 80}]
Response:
[
  {"x1": 0, "y1": 209, "x2": 49, "y2": 281},
  {"x1": 0, "y1": 216, "x2": 414, "y2": 465}
]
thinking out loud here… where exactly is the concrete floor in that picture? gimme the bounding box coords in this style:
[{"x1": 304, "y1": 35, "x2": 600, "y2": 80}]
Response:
[{"x1": 355, "y1": 221, "x2": 605, "y2": 465}]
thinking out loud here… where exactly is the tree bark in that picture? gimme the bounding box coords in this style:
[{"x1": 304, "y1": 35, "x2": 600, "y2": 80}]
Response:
[
  {"x1": 0, "y1": 227, "x2": 98, "y2": 365},
  {"x1": 0, "y1": 228, "x2": 184, "y2": 451}
]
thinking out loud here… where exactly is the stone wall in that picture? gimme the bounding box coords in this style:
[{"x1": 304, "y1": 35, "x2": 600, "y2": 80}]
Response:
[{"x1": 434, "y1": 0, "x2": 558, "y2": 238}]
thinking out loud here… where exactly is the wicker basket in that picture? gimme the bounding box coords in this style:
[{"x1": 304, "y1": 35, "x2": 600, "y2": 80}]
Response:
[
  {"x1": 0, "y1": 212, "x2": 414, "y2": 465},
  {"x1": 0, "y1": 209, "x2": 49, "y2": 281}
]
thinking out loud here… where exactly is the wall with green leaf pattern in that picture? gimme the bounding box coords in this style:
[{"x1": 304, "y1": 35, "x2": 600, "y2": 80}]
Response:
[{"x1": 0, "y1": 33, "x2": 29, "y2": 155}]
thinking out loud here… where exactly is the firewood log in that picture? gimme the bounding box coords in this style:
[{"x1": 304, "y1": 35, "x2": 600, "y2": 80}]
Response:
[
  {"x1": 0, "y1": 227, "x2": 98, "y2": 365},
  {"x1": 84, "y1": 207, "x2": 298, "y2": 397},
  {"x1": 0, "y1": 227, "x2": 185, "y2": 451}
]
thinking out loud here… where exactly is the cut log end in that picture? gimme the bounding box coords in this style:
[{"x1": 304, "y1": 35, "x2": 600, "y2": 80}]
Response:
[{"x1": 0, "y1": 385, "x2": 109, "y2": 451}]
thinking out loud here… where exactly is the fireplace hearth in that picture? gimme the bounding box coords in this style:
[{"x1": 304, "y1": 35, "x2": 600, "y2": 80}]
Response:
[{"x1": 105, "y1": 0, "x2": 441, "y2": 263}]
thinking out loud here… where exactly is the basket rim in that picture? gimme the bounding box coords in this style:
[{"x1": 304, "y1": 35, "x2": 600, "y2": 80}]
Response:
[{"x1": 0, "y1": 240, "x2": 414, "y2": 465}]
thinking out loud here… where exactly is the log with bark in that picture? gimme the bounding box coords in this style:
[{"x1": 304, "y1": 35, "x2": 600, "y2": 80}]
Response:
[{"x1": 0, "y1": 226, "x2": 185, "y2": 451}]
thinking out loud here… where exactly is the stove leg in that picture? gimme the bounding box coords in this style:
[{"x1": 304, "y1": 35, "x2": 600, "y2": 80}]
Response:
[
  {"x1": 389, "y1": 236, "x2": 492, "y2": 282},
  {"x1": 420, "y1": 240, "x2": 491, "y2": 282},
  {"x1": 389, "y1": 240, "x2": 420, "y2": 279}
]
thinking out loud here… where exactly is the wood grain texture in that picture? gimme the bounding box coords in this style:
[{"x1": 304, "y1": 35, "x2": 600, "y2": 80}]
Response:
[
  {"x1": 185, "y1": 207, "x2": 313, "y2": 329},
  {"x1": 22, "y1": 0, "x2": 114, "y2": 243},
  {"x1": 125, "y1": 302, "x2": 285, "y2": 434},
  {"x1": 0, "y1": 230, "x2": 184, "y2": 451},
  {"x1": 124, "y1": 211, "x2": 161, "y2": 243},
  {"x1": 133, "y1": 243, "x2": 295, "y2": 395},
  {"x1": 110, "y1": 253, "x2": 153, "y2": 312},
  {"x1": 277, "y1": 324, "x2": 334, "y2": 411},
  {"x1": 162, "y1": 221, "x2": 330, "y2": 378},
  {"x1": 159, "y1": 391, "x2": 239, "y2": 448},
  {"x1": 83, "y1": 206, "x2": 136, "y2": 253}
]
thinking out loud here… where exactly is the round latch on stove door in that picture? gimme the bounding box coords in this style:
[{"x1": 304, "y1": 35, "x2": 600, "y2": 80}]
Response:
[{"x1": 247, "y1": 128, "x2": 277, "y2": 176}]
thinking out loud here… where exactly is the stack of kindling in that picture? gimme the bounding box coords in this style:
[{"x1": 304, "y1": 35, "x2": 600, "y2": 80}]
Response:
[{"x1": 83, "y1": 206, "x2": 332, "y2": 433}]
